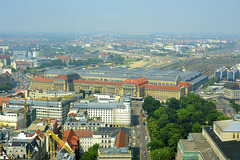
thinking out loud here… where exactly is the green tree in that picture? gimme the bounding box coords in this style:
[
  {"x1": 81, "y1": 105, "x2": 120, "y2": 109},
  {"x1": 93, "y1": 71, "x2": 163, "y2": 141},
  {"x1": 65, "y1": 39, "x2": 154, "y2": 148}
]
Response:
[
  {"x1": 79, "y1": 89, "x2": 86, "y2": 98},
  {"x1": 80, "y1": 144, "x2": 99, "y2": 160},
  {"x1": 151, "y1": 147, "x2": 175, "y2": 160},
  {"x1": 192, "y1": 122, "x2": 202, "y2": 133},
  {"x1": 148, "y1": 140, "x2": 165, "y2": 151}
]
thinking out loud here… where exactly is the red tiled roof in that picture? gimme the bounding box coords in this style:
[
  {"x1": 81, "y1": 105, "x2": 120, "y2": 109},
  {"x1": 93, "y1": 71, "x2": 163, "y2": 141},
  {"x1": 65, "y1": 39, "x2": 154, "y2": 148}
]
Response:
[
  {"x1": 35, "y1": 129, "x2": 45, "y2": 140},
  {"x1": 145, "y1": 84, "x2": 182, "y2": 91},
  {"x1": 123, "y1": 77, "x2": 148, "y2": 88},
  {"x1": 74, "y1": 130, "x2": 93, "y2": 138},
  {"x1": 0, "y1": 55, "x2": 9, "y2": 58},
  {"x1": 69, "y1": 113, "x2": 76, "y2": 117},
  {"x1": 178, "y1": 81, "x2": 191, "y2": 88},
  {"x1": 55, "y1": 75, "x2": 68, "y2": 79},
  {"x1": 15, "y1": 61, "x2": 30, "y2": 65},
  {"x1": 73, "y1": 80, "x2": 123, "y2": 86},
  {"x1": 237, "y1": 83, "x2": 240, "y2": 88},
  {"x1": 32, "y1": 77, "x2": 54, "y2": 82},
  {"x1": 61, "y1": 129, "x2": 79, "y2": 151},
  {"x1": 116, "y1": 130, "x2": 127, "y2": 147},
  {"x1": 0, "y1": 97, "x2": 10, "y2": 106}
]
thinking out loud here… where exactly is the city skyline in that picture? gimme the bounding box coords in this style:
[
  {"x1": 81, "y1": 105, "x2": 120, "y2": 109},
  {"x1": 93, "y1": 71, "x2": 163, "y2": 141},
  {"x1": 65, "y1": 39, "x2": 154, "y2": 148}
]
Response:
[{"x1": 0, "y1": 0, "x2": 240, "y2": 34}]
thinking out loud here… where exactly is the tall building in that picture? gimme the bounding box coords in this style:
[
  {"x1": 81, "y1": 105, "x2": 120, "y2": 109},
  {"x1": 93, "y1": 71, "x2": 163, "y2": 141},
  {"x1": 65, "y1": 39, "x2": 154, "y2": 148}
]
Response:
[
  {"x1": 227, "y1": 66, "x2": 239, "y2": 81},
  {"x1": 214, "y1": 67, "x2": 227, "y2": 81}
]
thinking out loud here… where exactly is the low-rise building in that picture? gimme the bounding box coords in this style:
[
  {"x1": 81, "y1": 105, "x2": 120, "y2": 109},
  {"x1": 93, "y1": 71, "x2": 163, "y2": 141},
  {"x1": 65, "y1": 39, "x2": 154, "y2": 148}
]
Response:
[
  {"x1": 98, "y1": 147, "x2": 132, "y2": 160},
  {"x1": 14, "y1": 61, "x2": 31, "y2": 70},
  {"x1": 4, "y1": 131, "x2": 39, "y2": 159},
  {"x1": 224, "y1": 83, "x2": 240, "y2": 100},
  {"x1": 0, "y1": 111, "x2": 24, "y2": 129},
  {"x1": 177, "y1": 115, "x2": 240, "y2": 160},
  {"x1": 74, "y1": 130, "x2": 93, "y2": 154}
]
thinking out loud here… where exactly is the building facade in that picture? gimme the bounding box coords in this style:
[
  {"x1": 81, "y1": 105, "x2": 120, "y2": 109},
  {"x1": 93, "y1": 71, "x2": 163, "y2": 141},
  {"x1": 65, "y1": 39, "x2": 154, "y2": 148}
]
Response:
[{"x1": 30, "y1": 67, "x2": 208, "y2": 100}]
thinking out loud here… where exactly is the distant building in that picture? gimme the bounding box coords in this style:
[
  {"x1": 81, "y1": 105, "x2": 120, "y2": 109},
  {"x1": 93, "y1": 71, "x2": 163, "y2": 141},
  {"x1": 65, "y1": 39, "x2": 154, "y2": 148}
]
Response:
[
  {"x1": 14, "y1": 61, "x2": 31, "y2": 70},
  {"x1": 13, "y1": 51, "x2": 27, "y2": 59},
  {"x1": 0, "y1": 46, "x2": 9, "y2": 52},
  {"x1": 0, "y1": 55, "x2": 10, "y2": 66},
  {"x1": 214, "y1": 67, "x2": 227, "y2": 81},
  {"x1": 227, "y1": 66, "x2": 239, "y2": 81},
  {"x1": 224, "y1": 83, "x2": 240, "y2": 100}
]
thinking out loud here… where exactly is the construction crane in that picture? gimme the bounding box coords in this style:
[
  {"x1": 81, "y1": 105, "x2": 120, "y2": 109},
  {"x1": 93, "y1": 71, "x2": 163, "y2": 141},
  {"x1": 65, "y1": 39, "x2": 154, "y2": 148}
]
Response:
[{"x1": 46, "y1": 130, "x2": 74, "y2": 160}]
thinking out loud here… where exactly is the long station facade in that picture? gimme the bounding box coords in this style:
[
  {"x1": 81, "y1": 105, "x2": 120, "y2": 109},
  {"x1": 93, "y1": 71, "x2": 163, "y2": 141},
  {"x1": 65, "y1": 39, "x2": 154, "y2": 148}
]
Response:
[{"x1": 30, "y1": 67, "x2": 208, "y2": 100}]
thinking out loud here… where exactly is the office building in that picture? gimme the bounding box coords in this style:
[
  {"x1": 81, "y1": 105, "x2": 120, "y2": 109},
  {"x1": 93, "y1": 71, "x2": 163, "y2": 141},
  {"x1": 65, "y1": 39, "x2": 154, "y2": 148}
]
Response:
[
  {"x1": 73, "y1": 94, "x2": 131, "y2": 127},
  {"x1": 8, "y1": 98, "x2": 76, "y2": 123},
  {"x1": 214, "y1": 67, "x2": 227, "y2": 81}
]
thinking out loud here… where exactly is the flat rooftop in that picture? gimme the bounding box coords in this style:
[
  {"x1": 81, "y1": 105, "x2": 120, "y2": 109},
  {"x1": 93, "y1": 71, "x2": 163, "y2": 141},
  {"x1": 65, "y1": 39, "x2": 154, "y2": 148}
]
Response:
[
  {"x1": 204, "y1": 127, "x2": 240, "y2": 160},
  {"x1": 179, "y1": 133, "x2": 217, "y2": 160}
]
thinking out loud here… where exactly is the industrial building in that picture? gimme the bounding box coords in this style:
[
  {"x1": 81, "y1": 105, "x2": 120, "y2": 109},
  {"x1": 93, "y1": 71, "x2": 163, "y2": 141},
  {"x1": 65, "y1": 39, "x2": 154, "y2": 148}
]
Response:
[{"x1": 30, "y1": 67, "x2": 208, "y2": 100}]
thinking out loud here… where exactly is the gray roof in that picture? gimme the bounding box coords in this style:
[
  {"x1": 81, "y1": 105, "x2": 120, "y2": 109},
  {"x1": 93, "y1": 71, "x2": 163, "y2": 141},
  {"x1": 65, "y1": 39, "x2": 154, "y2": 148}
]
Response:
[
  {"x1": 73, "y1": 102, "x2": 126, "y2": 109},
  {"x1": 215, "y1": 119, "x2": 240, "y2": 132},
  {"x1": 43, "y1": 66, "x2": 207, "y2": 83},
  {"x1": 190, "y1": 75, "x2": 208, "y2": 85},
  {"x1": 180, "y1": 70, "x2": 201, "y2": 82},
  {"x1": 96, "y1": 127, "x2": 131, "y2": 137}
]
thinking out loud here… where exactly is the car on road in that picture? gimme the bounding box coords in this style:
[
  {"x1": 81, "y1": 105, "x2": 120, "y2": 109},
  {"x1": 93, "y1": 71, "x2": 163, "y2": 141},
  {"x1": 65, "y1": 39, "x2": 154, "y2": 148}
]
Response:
[
  {"x1": 144, "y1": 155, "x2": 147, "y2": 158},
  {"x1": 145, "y1": 136, "x2": 148, "y2": 141}
]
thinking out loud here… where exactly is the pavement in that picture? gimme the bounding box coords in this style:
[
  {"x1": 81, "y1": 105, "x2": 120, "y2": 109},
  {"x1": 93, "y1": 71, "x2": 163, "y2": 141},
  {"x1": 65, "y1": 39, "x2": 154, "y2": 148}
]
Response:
[{"x1": 131, "y1": 101, "x2": 151, "y2": 160}]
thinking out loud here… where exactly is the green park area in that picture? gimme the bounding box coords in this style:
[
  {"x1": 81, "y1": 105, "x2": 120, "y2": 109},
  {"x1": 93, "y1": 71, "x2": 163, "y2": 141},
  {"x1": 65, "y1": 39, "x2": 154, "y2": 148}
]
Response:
[{"x1": 143, "y1": 93, "x2": 228, "y2": 160}]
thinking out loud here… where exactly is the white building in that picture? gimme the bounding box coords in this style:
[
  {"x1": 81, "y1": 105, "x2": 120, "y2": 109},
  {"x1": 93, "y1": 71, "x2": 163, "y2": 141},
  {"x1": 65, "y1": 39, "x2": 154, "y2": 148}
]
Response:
[
  {"x1": 73, "y1": 94, "x2": 131, "y2": 127},
  {"x1": 0, "y1": 112, "x2": 24, "y2": 129}
]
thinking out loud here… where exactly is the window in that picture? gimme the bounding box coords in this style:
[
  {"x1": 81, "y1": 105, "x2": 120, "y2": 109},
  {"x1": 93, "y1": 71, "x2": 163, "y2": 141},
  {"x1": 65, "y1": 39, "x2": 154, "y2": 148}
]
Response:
[{"x1": 233, "y1": 133, "x2": 235, "y2": 138}]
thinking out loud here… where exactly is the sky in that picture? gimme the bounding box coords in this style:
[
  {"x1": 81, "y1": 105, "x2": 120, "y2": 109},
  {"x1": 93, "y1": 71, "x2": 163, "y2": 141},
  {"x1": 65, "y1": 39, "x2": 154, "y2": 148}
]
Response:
[{"x1": 0, "y1": 0, "x2": 240, "y2": 34}]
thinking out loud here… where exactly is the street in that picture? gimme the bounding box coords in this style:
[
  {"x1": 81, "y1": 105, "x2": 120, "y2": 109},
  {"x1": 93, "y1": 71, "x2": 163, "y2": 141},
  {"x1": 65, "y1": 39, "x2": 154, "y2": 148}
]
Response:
[{"x1": 131, "y1": 101, "x2": 150, "y2": 160}]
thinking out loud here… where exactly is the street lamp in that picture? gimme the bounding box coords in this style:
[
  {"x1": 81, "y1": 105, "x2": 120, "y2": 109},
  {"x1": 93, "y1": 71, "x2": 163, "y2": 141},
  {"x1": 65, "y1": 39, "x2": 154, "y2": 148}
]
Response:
[{"x1": 158, "y1": 152, "x2": 160, "y2": 160}]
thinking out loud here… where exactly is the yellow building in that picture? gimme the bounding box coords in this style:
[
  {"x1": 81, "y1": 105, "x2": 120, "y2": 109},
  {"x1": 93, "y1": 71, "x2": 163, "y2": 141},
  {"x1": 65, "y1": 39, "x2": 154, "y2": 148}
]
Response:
[{"x1": 31, "y1": 74, "x2": 191, "y2": 100}]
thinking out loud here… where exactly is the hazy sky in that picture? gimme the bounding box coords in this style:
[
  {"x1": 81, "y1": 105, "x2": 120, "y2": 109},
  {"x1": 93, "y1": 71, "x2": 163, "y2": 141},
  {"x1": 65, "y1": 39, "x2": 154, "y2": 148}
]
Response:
[{"x1": 1, "y1": 0, "x2": 240, "y2": 34}]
